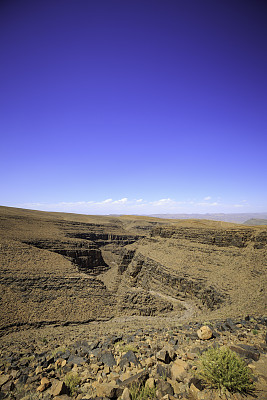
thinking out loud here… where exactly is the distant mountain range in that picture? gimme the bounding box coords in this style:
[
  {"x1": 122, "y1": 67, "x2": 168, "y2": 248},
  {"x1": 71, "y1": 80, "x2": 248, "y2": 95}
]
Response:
[
  {"x1": 148, "y1": 213, "x2": 267, "y2": 224},
  {"x1": 243, "y1": 218, "x2": 267, "y2": 226}
]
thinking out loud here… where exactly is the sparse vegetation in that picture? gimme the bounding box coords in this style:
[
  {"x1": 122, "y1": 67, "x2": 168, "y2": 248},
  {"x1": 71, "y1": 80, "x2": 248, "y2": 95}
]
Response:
[
  {"x1": 41, "y1": 336, "x2": 48, "y2": 344},
  {"x1": 252, "y1": 329, "x2": 258, "y2": 335},
  {"x1": 197, "y1": 346, "x2": 255, "y2": 394},
  {"x1": 51, "y1": 346, "x2": 67, "y2": 357},
  {"x1": 117, "y1": 342, "x2": 138, "y2": 353},
  {"x1": 129, "y1": 383, "x2": 157, "y2": 400},
  {"x1": 64, "y1": 372, "x2": 81, "y2": 396}
]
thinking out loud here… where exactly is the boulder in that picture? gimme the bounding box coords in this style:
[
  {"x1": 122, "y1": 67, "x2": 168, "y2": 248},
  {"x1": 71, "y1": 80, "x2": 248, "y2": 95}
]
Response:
[
  {"x1": 156, "y1": 380, "x2": 174, "y2": 397},
  {"x1": 100, "y1": 351, "x2": 116, "y2": 368},
  {"x1": 156, "y1": 349, "x2": 171, "y2": 364},
  {"x1": 50, "y1": 380, "x2": 69, "y2": 396},
  {"x1": 119, "y1": 351, "x2": 140, "y2": 369},
  {"x1": 171, "y1": 359, "x2": 188, "y2": 382},
  {"x1": 121, "y1": 371, "x2": 149, "y2": 389},
  {"x1": 95, "y1": 382, "x2": 122, "y2": 398},
  {"x1": 67, "y1": 355, "x2": 86, "y2": 366},
  {"x1": 229, "y1": 344, "x2": 260, "y2": 361},
  {"x1": 197, "y1": 326, "x2": 213, "y2": 340},
  {"x1": 156, "y1": 364, "x2": 171, "y2": 379}
]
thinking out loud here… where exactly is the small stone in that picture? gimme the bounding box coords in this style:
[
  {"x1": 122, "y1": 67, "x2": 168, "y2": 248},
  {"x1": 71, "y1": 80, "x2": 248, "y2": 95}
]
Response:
[
  {"x1": 104, "y1": 365, "x2": 111, "y2": 374},
  {"x1": 156, "y1": 364, "x2": 170, "y2": 379},
  {"x1": 145, "y1": 357, "x2": 155, "y2": 367},
  {"x1": 168, "y1": 379, "x2": 181, "y2": 394},
  {"x1": 186, "y1": 352, "x2": 197, "y2": 360},
  {"x1": 122, "y1": 387, "x2": 132, "y2": 400},
  {"x1": 197, "y1": 326, "x2": 213, "y2": 340},
  {"x1": 0, "y1": 375, "x2": 10, "y2": 387},
  {"x1": 37, "y1": 377, "x2": 51, "y2": 392},
  {"x1": 90, "y1": 363, "x2": 99, "y2": 373},
  {"x1": 1, "y1": 380, "x2": 15, "y2": 392},
  {"x1": 165, "y1": 344, "x2": 176, "y2": 360},
  {"x1": 37, "y1": 384, "x2": 47, "y2": 392},
  {"x1": 145, "y1": 377, "x2": 155, "y2": 389},
  {"x1": 189, "y1": 382, "x2": 200, "y2": 397},
  {"x1": 35, "y1": 366, "x2": 43, "y2": 375},
  {"x1": 41, "y1": 377, "x2": 50, "y2": 387},
  {"x1": 160, "y1": 395, "x2": 174, "y2": 400},
  {"x1": 120, "y1": 371, "x2": 131, "y2": 381}
]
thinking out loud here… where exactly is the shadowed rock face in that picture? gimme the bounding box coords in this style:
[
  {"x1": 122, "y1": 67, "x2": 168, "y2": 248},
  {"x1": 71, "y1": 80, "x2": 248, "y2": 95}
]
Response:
[
  {"x1": 22, "y1": 239, "x2": 109, "y2": 275},
  {"x1": 0, "y1": 206, "x2": 266, "y2": 332}
]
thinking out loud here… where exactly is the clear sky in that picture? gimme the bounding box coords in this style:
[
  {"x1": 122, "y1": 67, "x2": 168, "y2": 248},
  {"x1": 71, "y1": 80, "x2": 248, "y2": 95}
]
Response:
[{"x1": 1, "y1": 0, "x2": 266, "y2": 215}]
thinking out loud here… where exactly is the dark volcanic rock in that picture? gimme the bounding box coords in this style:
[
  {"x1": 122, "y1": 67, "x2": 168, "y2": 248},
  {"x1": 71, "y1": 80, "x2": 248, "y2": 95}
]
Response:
[
  {"x1": 229, "y1": 344, "x2": 260, "y2": 361},
  {"x1": 120, "y1": 371, "x2": 149, "y2": 389},
  {"x1": 67, "y1": 355, "x2": 87, "y2": 366},
  {"x1": 119, "y1": 350, "x2": 140, "y2": 369},
  {"x1": 100, "y1": 352, "x2": 116, "y2": 367},
  {"x1": 156, "y1": 380, "x2": 174, "y2": 397}
]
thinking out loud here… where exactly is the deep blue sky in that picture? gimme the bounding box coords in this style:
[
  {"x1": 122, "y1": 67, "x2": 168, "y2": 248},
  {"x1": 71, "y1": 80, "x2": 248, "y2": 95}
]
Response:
[{"x1": 1, "y1": 0, "x2": 266, "y2": 214}]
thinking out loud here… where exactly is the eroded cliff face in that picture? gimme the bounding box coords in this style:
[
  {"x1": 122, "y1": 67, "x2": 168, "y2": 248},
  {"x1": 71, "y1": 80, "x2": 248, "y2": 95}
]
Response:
[
  {"x1": 22, "y1": 239, "x2": 109, "y2": 275},
  {"x1": 0, "y1": 206, "x2": 266, "y2": 333},
  {"x1": 119, "y1": 252, "x2": 227, "y2": 310},
  {"x1": 151, "y1": 225, "x2": 267, "y2": 248}
]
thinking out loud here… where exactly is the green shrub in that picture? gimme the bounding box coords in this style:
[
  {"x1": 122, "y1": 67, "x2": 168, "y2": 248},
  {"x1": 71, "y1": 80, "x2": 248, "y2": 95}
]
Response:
[
  {"x1": 129, "y1": 383, "x2": 156, "y2": 400},
  {"x1": 64, "y1": 373, "x2": 81, "y2": 396},
  {"x1": 197, "y1": 346, "x2": 255, "y2": 394}
]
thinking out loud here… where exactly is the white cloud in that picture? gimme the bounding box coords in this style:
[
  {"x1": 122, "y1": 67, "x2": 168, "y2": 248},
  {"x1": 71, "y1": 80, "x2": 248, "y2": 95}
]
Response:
[
  {"x1": 204, "y1": 196, "x2": 211, "y2": 201},
  {"x1": 18, "y1": 197, "x2": 254, "y2": 215},
  {"x1": 113, "y1": 197, "x2": 128, "y2": 204}
]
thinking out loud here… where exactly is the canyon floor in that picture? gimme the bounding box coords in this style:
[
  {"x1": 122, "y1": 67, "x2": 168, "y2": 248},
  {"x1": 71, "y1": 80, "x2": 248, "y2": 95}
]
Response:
[{"x1": 0, "y1": 206, "x2": 266, "y2": 399}]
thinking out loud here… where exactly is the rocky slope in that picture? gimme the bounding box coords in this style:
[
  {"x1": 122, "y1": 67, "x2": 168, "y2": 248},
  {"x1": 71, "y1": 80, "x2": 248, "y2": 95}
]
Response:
[
  {"x1": 0, "y1": 206, "x2": 267, "y2": 399},
  {"x1": 0, "y1": 315, "x2": 266, "y2": 400}
]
